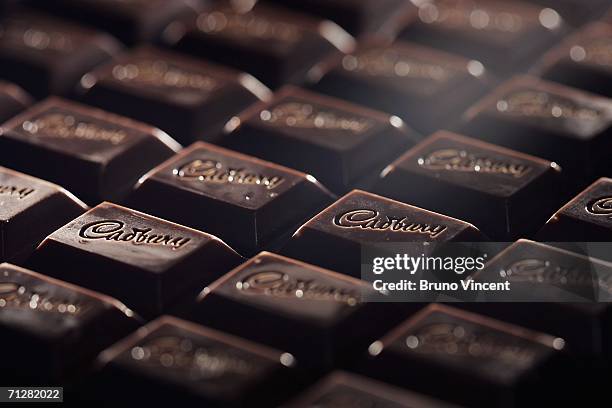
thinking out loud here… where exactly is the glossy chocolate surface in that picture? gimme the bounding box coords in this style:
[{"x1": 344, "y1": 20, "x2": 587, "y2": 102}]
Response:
[
  {"x1": 221, "y1": 86, "x2": 419, "y2": 193},
  {"x1": 0, "y1": 97, "x2": 179, "y2": 203},
  {"x1": 129, "y1": 142, "x2": 333, "y2": 255},
  {"x1": 0, "y1": 263, "x2": 138, "y2": 382},
  {"x1": 96, "y1": 315, "x2": 296, "y2": 406},
  {"x1": 78, "y1": 46, "x2": 270, "y2": 144},
  {"x1": 282, "y1": 189, "x2": 484, "y2": 276},
  {"x1": 0, "y1": 10, "x2": 120, "y2": 98},
  {"x1": 377, "y1": 131, "x2": 562, "y2": 239},
  {"x1": 0, "y1": 166, "x2": 87, "y2": 263},
  {"x1": 28, "y1": 202, "x2": 242, "y2": 317}
]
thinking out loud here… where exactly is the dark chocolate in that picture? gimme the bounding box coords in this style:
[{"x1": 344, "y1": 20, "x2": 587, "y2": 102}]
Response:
[
  {"x1": 282, "y1": 190, "x2": 484, "y2": 277},
  {"x1": 0, "y1": 97, "x2": 180, "y2": 204},
  {"x1": 128, "y1": 142, "x2": 333, "y2": 255},
  {"x1": 376, "y1": 131, "x2": 563, "y2": 239},
  {"x1": 27, "y1": 202, "x2": 242, "y2": 317},
  {"x1": 220, "y1": 86, "x2": 420, "y2": 193},
  {"x1": 78, "y1": 46, "x2": 270, "y2": 145},
  {"x1": 0, "y1": 81, "x2": 31, "y2": 123}
]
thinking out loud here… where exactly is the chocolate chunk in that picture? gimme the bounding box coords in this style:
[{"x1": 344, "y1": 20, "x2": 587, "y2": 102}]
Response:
[
  {"x1": 282, "y1": 190, "x2": 484, "y2": 277},
  {"x1": 360, "y1": 304, "x2": 567, "y2": 407},
  {"x1": 185, "y1": 252, "x2": 402, "y2": 370},
  {"x1": 376, "y1": 131, "x2": 563, "y2": 239},
  {"x1": 0, "y1": 263, "x2": 139, "y2": 383},
  {"x1": 468, "y1": 239, "x2": 612, "y2": 355},
  {"x1": 399, "y1": 0, "x2": 564, "y2": 74},
  {"x1": 220, "y1": 86, "x2": 420, "y2": 193},
  {"x1": 537, "y1": 23, "x2": 612, "y2": 99},
  {"x1": 0, "y1": 97, "x2": 180, "y2": 204},
  {"x1": 77, "y1": 46, "x2": 271, "y2": 145},
  {"x1": 0, "y1": 11, "x2": 120, "y2": 98},
  {"x1": 461, "y1": 75, "x2": 612, "y2": 181},
  {"x1": 128, "y1": 142, "x2": 333, "y2": 256},
  {"x1": 527, "y1": 0, "x2": 608, "y2": 27},
  {"x1": 286, "y1": 371, "x2": 457, "y2": 408},
  {"x1": 34, "y1": 0, "x2": 198, "y2": 46},
  {"x1": 0, "y1": 81, "x2": 31, "y2": 123},
  {"x1": 311, "y1": 40, "x2": 491, "y2": 134},
  {"x1": 539, "y1": 178, "x2": 612, "y2": 242},
  {"x1": 168, "y1": 3, "x2": 353, "y2": 88},
  {"x1": 262, "y1": 0, "x2": 417, "y2": 37},
  {"x1": 27, "y1": 202, "x2": 242, "y2": 317},
  {"x1": 0, "y1": 166, "x2": 87, "y2": 263},
  {"x1": 96, "y1": 315, "x2": 297, "y2": 406}
]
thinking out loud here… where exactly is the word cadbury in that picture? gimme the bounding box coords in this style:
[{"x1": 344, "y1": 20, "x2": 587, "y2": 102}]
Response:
[
  {"x1": 176, "y1": 159, "x2": 285, "y2": 190},
  {"x1": 0, "y1": 184, "x2": 34, "y2": 199},
  {"x1": 22, "y1": 113, "x2": 127, "y2": 145},
  {"x1": 419, "y1": 149, "x2": 532, "y2": 178},
  {"x1": 79, "y1": 220, "x2": 191, "y2": 249},
  {"x1": 334, "y1": 209, "x2": 447, "y2": 238}
]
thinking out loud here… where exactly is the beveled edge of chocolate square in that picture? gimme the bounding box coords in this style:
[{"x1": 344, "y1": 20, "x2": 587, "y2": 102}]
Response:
[
  {"x1": 545, "y1": 177, "x2": 612, "y2": 223},
  {"x1": 287, "y1": 370, "x2": 458, "y2": 408},
  {"x1": 0, "y1": 262, "x2": 139, "y2": 320},
  {"x1": 79, "y1": 45, "x2": 272, "y2": 103},
  {"x1": 134, "y1": 141, "x2": 334, "y2": 198},
  {"x1": 97, "y1": 314, "x2": 295, "y2": 368},
  {"x1": 0, "y1": 80, "x2": 32, "y2": 109},
  {"x1": 0, "y1": 165, "x2": 88, "y2": 210},
  {"x1": 533, "y1": 21, "x2": 612, "y2": 75},
  {"x1": 226, "y1": 85, "x2": 411, "y2": 136},
  {"x1": 463, "y1": 74, "x2": 612, "y2": 122},
  {"x1": 197, "y1": 251, "x2": 370, "y2": 302},
  {"x1": 37, "y1": 201, "x2": 241, "y2": 257},
  {"x1": 293, "y1": 189, "x2": 481, "y2": 237},
  {"x1": 0, "y1": 97, "x2": 182, "y2": 152},
  {"x1": 382, "y1": 130, "x2": 561, "y2": 177},
  {"x1": 368, "y1": 303, "x2": 564, "y2": 357}
]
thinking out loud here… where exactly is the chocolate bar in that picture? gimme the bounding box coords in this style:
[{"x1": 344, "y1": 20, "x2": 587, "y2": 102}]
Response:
[
  {"x1": 468, "y1": 239, "x2": 612, "y2": 355},
  {"x1": 529, "y1": 0, "x2": 609, "y2": 27},
  {"x1": 77, "y1": 46, "x2": 270, "y2": 145},
  {"x1": 96, "y1": 315, "x2": 297, "y2": 406},
  {"x1": 360, "y1": 304, "x2": 567, "y2": 407},
  {"x1": 0, "y1": 11, "x2": 120, "y2": 98},
  {"x1": 0, "y1": 263, "x2": 139, "y2": 382},
  {"x1": 376, "y1": 131, "x2": 563, "y2": 239},
  {"x1": 282, "y1": 190, "x2": 484, "y2": 277},
  {"x1": 311, "y1": 40, "x2": 490, "y2": 134},
  {"x1": 263, "y1": 0, "x2": 416, "y2": 37},
  {"x1": 0, "y1": 81, "x2": 31, "y2": 123},
  {"x1": 0, "y1": 166, "x2": 87, "y2": 263},
  {"x1": 538, "y1": 23, "x2": 612, "y2": 99},
  {"x1": 34, "y1": 0, "x2": 198, "y2": 46},
  {"x1": 168, "y1": 2, "x2": 353, "y2": 88},
  {"x1": 27, "y1": 202, "x2": 242, "y2": 317},
  {"x1": 185, "y1": 252, "x2": 402, "y2": 370},
  {"x1": 0, "y1": 97, "x2": 180, "y2": 204},
  {"x1": 461, "y1": 75, "x2": 612, "y2": 180},
  {"x1": 128, "y1": 142, "x2": 333, "y2": 255},
  {"x1": 399, "y1": 0, "x2": 565, "y2": 74},
  {"x1": 286, "y1": 371, "x2": 457, "y2": 408},
  {"x1": 220, "y1": 86, "x2": 420, "y2": 193}
]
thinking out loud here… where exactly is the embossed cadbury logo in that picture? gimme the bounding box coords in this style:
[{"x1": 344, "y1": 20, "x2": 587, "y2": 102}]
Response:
[
  {"x1": 405, "y1": 322, "x2": 537, "y2": 366},
  {"x1": 0, "y1": 184, "x2": 35, "y2": 200},
  {"x1": 130, "y1": 336, "x2": 255, "y2": 380},
  {"x1": 0, "y1": 280, "x2": 90, "y2": 315},
  {"x1": 236, "y1": 271, "x2": 359, "y2": 306},
  {"x1": 196, "y1": 11, "x2": 302, "y2": 43},
  {"x1": 79, "y1": 220, "x2": 191, "y2": 249},
  {"x1": 22, "y1": 113, "x2": 127, "y2": 145},
  {"x1": 587, "y1": 197, "x2": 612, "y2": 219},
  {"x1": 112, "y1": 60, "x2": 219, "y2": 92},
  {"x1": 418, "y1": 148, "x2": 532, "y2": 178},
  {"x1": 333, "y1": 209, "x2": 447, "y2": 238},
  {"x1": 259, "y1": 102, "x2": 374, "y2": 134},
  {"x1": 496, "y1": 90, "x2": 601, "y2": 121},
  {"x1": 175, "y1": 159, "x2": 284, "y2": 190}
]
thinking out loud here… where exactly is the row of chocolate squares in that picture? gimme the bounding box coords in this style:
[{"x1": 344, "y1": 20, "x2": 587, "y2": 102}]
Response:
[{"x1": 0, "y1": 246, "x2": 606, "y2": 407}]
